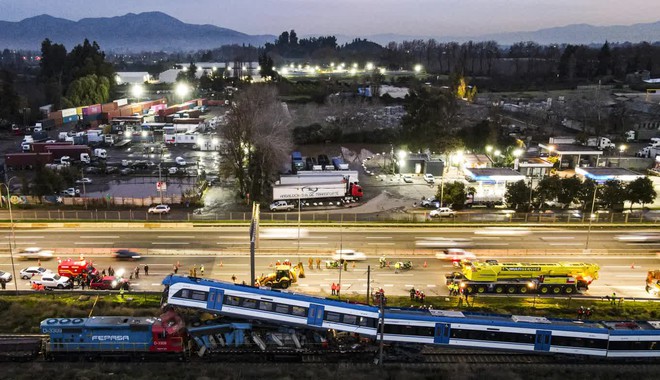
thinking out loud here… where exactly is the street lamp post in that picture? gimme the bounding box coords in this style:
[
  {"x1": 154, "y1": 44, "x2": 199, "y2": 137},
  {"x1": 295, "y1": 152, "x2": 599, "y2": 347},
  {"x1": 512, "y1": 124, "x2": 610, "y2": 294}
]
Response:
[
  {"x1": 1, "y1": 182, "x2": 18, "y2": 293},
  {"x1": 175, "y1": 83, "x2": 190, "y2": 104},
  {"x1": 584, "y1": 183, "x2": 599, "y2": 251},
  {"x1": 132, "y1": 84, "x2": 144, "y2": 103}
]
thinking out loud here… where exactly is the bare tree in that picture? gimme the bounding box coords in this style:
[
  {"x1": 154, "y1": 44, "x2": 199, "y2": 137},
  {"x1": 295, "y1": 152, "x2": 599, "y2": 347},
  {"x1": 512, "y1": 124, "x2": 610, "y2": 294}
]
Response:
[{"x1": 220, "y1": 85, "x2": 292, "y2": 201}]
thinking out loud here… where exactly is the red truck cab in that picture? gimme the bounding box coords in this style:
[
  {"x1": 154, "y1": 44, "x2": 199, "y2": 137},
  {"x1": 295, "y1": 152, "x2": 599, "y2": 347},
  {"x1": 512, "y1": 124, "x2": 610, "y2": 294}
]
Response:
[{"x1": 58, "y1": 259, "x2": 98, "y2": 280}]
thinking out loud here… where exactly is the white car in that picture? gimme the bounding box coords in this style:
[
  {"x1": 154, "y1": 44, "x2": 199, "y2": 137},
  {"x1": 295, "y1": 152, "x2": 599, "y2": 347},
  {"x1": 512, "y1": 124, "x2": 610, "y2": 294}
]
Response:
[
  {"x1": 76, "y1": 178, "x2": 92, "y2": 184},
  {"x1": 430, "y1": 207, "x2": 456, "y2": 218},
  {"x1": 168, "y1": 167, "x2": 178, "y2": 174},
  {"x1": 175, "y1": 157, "x2": 187, "y2": 166},
  {"x1": 435, "y1": 248, "x2": 477, "y2": 262},
  {"x1": 61, "y1": 188, "x2": 80, "y2": 197},
  {"x1": 615, "y1": 233, "x2": 660, "y2": 242},
  {"x1": 20, "y1": 267, "x2": 54, "y2": 279},
  {"x1": 148, "y1": 204, "x2": 171, "y2": 214},
  {"x1": 402, "y1": 174, "x2": 413, "y2": 183},
  {"x1": 0, "y1": 270, "x2": 12, "y2": 282},
  {"x1": 423, "y1": 173, "x2": 435, "y2": 184},
  {"x1": 332, "y1": 249, "x2": 367, "y2": 261},
  {"x1": 475, "y1": 227, "x2": 531, "y2": 236},
  {"x1": 17, "y1": 247, "x2": 54, "y2": 260},
  {"x1": 260, "y1": 228, "x2": 308, "y2": 240},
  {"x1": 415, "y1": 237, "x2": 472, "y2": 248},
  {"x1": 31, "y1": 274, "x2": 72, "y2": 289},
  {"x1": 269, "y1": 201, "x2": 294, "y2": 212}
]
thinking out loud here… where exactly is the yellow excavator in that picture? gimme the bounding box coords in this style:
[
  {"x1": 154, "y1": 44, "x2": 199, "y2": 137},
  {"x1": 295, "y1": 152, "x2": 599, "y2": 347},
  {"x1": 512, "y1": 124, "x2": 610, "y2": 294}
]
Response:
[
  {"x1": 255, "y1": 262, "x2": 305, "y2": 289},
  {"x1": 646, "y1": 270, "x2": 660, "y2": 296}
]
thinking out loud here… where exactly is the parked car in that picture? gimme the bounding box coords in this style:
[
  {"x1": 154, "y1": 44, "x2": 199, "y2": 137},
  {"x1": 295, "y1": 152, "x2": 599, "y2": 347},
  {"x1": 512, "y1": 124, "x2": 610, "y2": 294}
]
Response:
[
  {"x1": 175, "y1": 156, "x2": 187, "y2": 166},
  {"x1": 148, "y1": 204, "x2": 170, "y2": 214},
  {"x1": 332, "y1": 249, "x2": 367, "y2": 261},
  {"x1": 402, "y1": 174, "x2": 414, "y2": 183},
  {"x1": 120, "y1": 168, "x2": 134, "y2": 176},
  {"x1": 19, "y1": 266, "x2": 54, "y2": 279},
  {"x1": 423, "y1": 173, "x2": 435, "y2": 184},
  {"x1": 0, "y1": 270, "x2": 12, "y2": 282},
  {"x1": 89, "y1": 275, "x2": 130, "y2": 290},
  {"x1": 421, "y1": 199, "x2": 440, "y2": 208},
  {"x1": 269, "y1": 201, "x2": 294, "y2": 212},
  {"x1": 75, "y1": 177, "x2": 92, "y2": 184},
  {"x1": 17, "y1": 247, "x2": 54, "y2": 260},
  {"x1": 168, "y1": 167, "x2": 178, "y2": 174},
  {"x1": 429, "y1": 207, "x2": 456, "y2": 218},
  {"x1": 113, "y1": 249, "x2": 142, "y2": 260},
  {"x1": 61, "y1": 188, "x2": 80, "y2": 197}
]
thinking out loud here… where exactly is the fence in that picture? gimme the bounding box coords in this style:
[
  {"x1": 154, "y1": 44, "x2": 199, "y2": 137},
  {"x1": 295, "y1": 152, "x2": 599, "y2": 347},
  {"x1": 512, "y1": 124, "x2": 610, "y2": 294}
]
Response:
[{"x1": 0, "y1": 209, "x2": 656, "y2": 224}]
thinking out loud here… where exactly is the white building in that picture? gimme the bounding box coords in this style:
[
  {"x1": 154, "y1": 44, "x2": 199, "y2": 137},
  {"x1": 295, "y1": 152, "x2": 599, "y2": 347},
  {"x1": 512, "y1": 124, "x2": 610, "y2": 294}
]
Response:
[{"x1": 115, "y1": 72, "x2": 151, "y2": 85}]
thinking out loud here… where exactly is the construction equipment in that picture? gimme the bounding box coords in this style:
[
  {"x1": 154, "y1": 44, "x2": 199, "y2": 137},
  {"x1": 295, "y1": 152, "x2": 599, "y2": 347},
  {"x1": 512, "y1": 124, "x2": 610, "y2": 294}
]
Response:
[
  {"x1": 445, "y1": 261, "x2": 600, "y2": 295},
  {"x1": 646, "y1": 270, "x2": 660, "y2": 296},
  {"x1": 256, "y1": 263, "x2": 305, "y2": 289}
]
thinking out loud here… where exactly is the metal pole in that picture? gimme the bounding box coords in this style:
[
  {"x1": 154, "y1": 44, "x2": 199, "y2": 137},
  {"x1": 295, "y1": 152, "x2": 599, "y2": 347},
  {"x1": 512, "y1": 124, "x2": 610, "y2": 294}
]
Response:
[
  {"x1": 366, "y1": 265, "x2": 371, "y2": 306},
  {"x1": 81, "y1": 169, "x2": 87, "y2": 210},
  {"x1": 2, "y1": 183, "x2": 18, "y2": 293},
  {"x1": 378, "y1": 295, "x2": 385, "y2": 365},
  {"x1": 338, "y1": 223, "x2": 343, "y2": 300},
  {"x1": 297, "y1": 181, "x2": 301, "y2": 263},
  {"x1": 585, "y1": 184, "x2": 598, "y2": 250},
  {"x1": 158, "y1": 162, "x2": 164, "y2": 204}
]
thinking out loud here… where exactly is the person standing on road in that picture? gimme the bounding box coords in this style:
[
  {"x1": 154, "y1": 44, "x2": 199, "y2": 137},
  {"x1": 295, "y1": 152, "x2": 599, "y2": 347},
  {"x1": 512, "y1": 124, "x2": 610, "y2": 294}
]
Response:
[
  {"x1": 343, "y1": 260, "x2": 348, "y2": 272},
  {"x1": 200, "y1": 265, "x2": 205, "y2": 276},
  {"x1": 135, "y1": 266, "x2": 140, "y2": 279},
  {"x1": 410, "y1": 287, "x2": 416, "y2": 300},
  {"x1": 144, "y1": 265, "x2": 149, "y2": 276},
  {"x1": 308, "y1": 258, "x2": 314, "y2": 269},
  {"x1": 336, "y1": 283, "x2": 341, "y2": 296},
  {"x1": 394, "y1": 262, "x2": 400, "y2": 274},
  {"x1": 331, "y1": 282, "x2": 337, "y2": 295},
  {"x1": 173, "y1": 264, "x2": 178, "y2": 274},
  {"x1": 316, "y1": 258, "x2": 321, "y2": 269}
]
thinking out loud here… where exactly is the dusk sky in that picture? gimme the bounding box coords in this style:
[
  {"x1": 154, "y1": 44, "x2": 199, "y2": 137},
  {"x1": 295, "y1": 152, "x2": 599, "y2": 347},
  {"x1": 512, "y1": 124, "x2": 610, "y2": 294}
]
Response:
[{"x1": 1, "y1": 0, "x2": 658, "y2": 37}]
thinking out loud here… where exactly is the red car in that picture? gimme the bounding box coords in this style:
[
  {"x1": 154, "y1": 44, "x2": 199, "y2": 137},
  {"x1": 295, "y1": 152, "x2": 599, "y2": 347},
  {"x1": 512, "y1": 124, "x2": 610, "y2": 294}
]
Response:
[{"x1": 89, "y1": 276, "x2": 130, "y2": 290}]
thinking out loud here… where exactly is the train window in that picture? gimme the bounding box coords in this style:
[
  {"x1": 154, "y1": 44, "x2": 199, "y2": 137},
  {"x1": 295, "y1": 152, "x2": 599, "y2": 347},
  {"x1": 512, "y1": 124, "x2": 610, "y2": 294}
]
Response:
[
  {"x1": 325, "y1": 312, "x2": 341, "y2": 323},
  {"x1": 191, "y1": 291, "x2": 208, "y2": 301},
  {"x1": 451, "y1": 328, "x2": 535, "y2": 344},
  {"x1": 61, "y1": 328, "x2": 82, "y2": 334},
  {"x1": 174, "y1": 289, "x2": 190, "y2": 299},
  {"x1": 275, "y1": 304, "x2": 290, "y2": 314},
  {"x1": 358, "y1": 317, "x2": 377, "y2": 328},
  {"x1": 551, "y1": 336, "x2": 608, "y2": 349},
  {"x1": 608, "y1": 340, "x2": 660, "y2": 351},
  {"x1": 291, "y1": 306, "x2": 307, "y2": 317},
  {"x1": 259, "y1": 301, "x2": 273, "y2": 311},
  {"x1": 343, "y1": 315, "x2": 357, "y2": 325},
  {"x1": 242, "y1": 299, "x2": 257, "y2": 309},
  {"x1": 224, "y1": 296, "x2": 241, "y2": 306}
]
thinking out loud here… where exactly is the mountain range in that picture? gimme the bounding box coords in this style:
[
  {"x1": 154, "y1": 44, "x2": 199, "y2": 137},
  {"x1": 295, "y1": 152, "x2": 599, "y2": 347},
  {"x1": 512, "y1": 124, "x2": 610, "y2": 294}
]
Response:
[
  {"x1": 361, "y1": 21, "x2": 660, "y2": 46},
  {"x1": 0, "y1": 12, "x2": 275, "y2": 52},
  {"x1": 0, "y1": 12, "x2": 658, "y2": 52}
]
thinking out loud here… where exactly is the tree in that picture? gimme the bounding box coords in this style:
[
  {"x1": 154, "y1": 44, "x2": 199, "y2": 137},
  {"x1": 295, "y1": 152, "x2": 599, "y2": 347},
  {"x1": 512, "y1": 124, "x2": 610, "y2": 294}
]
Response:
[
  {"x1": 557, "y1": 176, "x2": 583, "y2": 207},
  {"x1": 505, "y1": 180, "x2": 531, "y2": 211},
  {"x1": 577, "y1": 179, "x2": 598, "y2": 211},
  {"x1": 534, "y1": 175, "x2": 562, "y2": 208},
  {"x1": 626, "y1": 177, "x2": 656, "y2": 210},
  {"x1": 175, "y1": 62, "x2": 198, "y2": 87},
  {"x1": 401, "y1": 85, "x2": 459, "y2": 152},
  {"x1": 597, "y1": 41, "x2": 612, "y2": 76},
  {"x1": 600, "y1": 179, "x2": 626, "y2": 210},
  {"x1": 32, "y1": 166, "x2": 65, "y2": 197},
  {"x1": 258, "y1": 53, "x2": 278, "y2": 81},
  {"x1": 0, "y1": 69, "x2": 21, "y2": 125},
  {"x1": 61, "y1": 74, "x2": 111, "y2": 108},
  {"x1": 219, "y1": 85, "x2": 292, "y2": 201},
  {"x1": 436, "y1": 181, "x2": 473, "y2": 210}
]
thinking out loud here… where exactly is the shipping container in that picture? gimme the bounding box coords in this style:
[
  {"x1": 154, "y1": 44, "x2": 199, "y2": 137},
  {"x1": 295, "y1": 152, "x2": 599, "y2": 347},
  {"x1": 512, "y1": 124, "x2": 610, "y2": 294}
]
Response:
[
  {"x1": 84, "y1": 104, "x2": 102, "y2": 115},
  {"x1": 48, "y1": 110, "x2": 63, "y2": 120},
  {"x1": 76, "y1": 106, "x2": 84, "y2": 116},
  {"x1": 62, "y1": 108, "x2": 77, "y2": 117},
  {"x1": 31, "y1": 141, "x2": 73, "y2": 153},
  {"x1": 5, "y1": 153, "x2": 53, "y2": 168},
  {"x1": 114, "y1": 98, "x2": 128, "y2": 107},
  {"x1": 101, "y1": 102, "x2": 117, "y2": 112},
  {"x1": 45, "y1": 145, "x2": 91, "y2": 159},
  {"x1": 63, "y1": 115, "x2": 79, "y2": 124}
]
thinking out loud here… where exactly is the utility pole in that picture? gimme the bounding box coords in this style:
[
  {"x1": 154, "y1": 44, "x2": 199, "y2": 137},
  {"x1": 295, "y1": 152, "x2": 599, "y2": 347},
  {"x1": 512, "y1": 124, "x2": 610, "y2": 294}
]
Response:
[
  {"x1": 584, "y1": 183, "x2": 599, "y2": 252},
  {"x1": 378, "y1": 295, "x2": 385, "y2": 365},
  {"x1": 338, "y1": 222, "x2": 343, "y2": 300},
  {"x1": 249, "y1": 202, "x2": 259, "y2": 286},
  {"x1": 366, "y1": 265, "x2": 371, "y2": 306},
  {"x1": 158, "y1": 163, "x2": 164, "y2": 204}
]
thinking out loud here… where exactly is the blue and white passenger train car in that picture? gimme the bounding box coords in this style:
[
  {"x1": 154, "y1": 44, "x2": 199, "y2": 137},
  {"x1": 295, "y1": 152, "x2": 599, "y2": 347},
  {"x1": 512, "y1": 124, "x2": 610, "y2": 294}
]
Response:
[
  {"x1": 163, "y1": 276, "x2": 660, "y2": 358},
  {"x1": 164, "y1": 275, "x2": 379, "y2": 337}
]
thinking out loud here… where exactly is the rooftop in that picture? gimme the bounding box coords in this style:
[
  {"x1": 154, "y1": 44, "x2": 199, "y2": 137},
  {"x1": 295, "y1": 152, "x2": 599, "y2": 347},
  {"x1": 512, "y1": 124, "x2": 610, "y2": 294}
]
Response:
[
  {"x1": 539, "y1": 143, "x2": 603, "y2": 155},
  {"x1": 518, "y1": 157, "x2": 554, "y2": 167},
  {"x1": 464, "y1": 167, "x2": 526, "y2": 181},
  {"x1": 575, "y1": 167, "x2": 645, "y2": 182}
]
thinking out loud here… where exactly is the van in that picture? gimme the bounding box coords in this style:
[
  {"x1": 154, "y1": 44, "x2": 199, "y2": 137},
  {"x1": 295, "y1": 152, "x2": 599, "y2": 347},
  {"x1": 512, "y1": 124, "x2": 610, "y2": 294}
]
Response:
[{"x1": 423, "y1": 173, "x2": 435, "y2": 184}]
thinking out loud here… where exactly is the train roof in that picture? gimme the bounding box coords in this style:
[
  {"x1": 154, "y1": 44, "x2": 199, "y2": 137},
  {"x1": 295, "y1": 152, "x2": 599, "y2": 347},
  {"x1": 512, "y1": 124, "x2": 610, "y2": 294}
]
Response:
[
  {"x1": 41, "y1": 316, "x2": 156, "y2": 329},
  {"x1": 164, "y1": 275, "x2": 377, "y2": 313}
]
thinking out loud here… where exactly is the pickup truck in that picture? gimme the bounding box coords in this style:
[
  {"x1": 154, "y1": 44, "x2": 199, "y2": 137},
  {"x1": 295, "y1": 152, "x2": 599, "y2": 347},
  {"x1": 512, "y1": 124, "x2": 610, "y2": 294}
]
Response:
[{"x1": 30, "y1": 274, "x2": 73, "y2": 289}]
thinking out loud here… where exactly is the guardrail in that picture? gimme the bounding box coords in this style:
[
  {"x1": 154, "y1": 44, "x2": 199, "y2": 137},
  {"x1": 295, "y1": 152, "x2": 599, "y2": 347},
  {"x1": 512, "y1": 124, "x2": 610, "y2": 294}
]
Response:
[{"x1": 0, "y1": 209, "x2": 657, "y2": 224}]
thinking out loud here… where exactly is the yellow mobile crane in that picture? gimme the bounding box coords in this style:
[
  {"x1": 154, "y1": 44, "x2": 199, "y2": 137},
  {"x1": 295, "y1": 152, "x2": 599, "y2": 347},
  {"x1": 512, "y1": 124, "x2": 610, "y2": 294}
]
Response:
[
  {"x1": 646, "y1": 270, "x2": 660, "y2": 296},
  {"x1": 445, "y1": 261, "x2": 599, "y2": 295},
  {"x1": 255, "y1": 263, "x2": 305, "y2": 289}
]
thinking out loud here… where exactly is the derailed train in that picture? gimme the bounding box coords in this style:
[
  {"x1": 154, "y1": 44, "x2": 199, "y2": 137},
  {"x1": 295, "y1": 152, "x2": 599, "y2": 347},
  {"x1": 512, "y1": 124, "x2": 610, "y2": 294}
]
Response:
[{"x1": 162, "y1": 275, "x2": 660, "y2": 359}]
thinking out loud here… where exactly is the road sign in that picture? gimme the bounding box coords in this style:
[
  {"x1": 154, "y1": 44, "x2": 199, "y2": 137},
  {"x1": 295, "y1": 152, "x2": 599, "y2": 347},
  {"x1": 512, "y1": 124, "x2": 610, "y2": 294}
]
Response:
[{"x1": 157, "y1": 181, "x2": 167, "y2": 191}]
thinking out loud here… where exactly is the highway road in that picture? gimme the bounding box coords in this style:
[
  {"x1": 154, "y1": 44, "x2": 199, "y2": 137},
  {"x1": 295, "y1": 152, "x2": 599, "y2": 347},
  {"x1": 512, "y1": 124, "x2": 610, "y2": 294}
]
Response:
[{"x1": 1, "y1": 226, "x2": 658, "y2": 299}]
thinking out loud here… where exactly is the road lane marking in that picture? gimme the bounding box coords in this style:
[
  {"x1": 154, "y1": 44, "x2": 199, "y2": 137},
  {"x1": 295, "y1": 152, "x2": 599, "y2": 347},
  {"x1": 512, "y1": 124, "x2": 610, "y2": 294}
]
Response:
[
  {"x1": 74, "y1": 242, "x2": 113, "y2": 245},
  {"x1": 157, "y1": 236, "x2": 195, "y2": 239},
  {"x1": 3, "y1": 236, "x2": 44, "y2": 239},
  {"x1": 151, "y1": 242, "x2": 190, "y2": 245},
  {"x1": 367, "y1": 243, "x2": 395, "y2": 245},
  {"x1": 366, "y1": 236, "x2": 392, "y2": 239},
  {"x1": 217, "y1": 236, "x2": 249, "y2": 239},
  {"x1": 540, "y1": 236, "x2": 575, "y2": 240},
  {"x1": 615, "y1": 275, "x2": 645, "y2": 278},
  {"x1": 627, "y1": 243, "x2": 660, "y2": 246},
  {"x1": 294, "y1": 242, "x2": 328, "y2": 245},
  {"x1": 216, "y1": 242, "x2": 250, "y2": 245},
  {"x1": 427, "y1": 284, "x2": 437, "y2": 288},
  {"x1": 473, "y1": 243, "x2": 509, "y2": 246},
  {"x1": 383, "y1": 284, "x2": 394, "y2": 287},
  {"x1": 548, "y1": 243, "x2": 584, "y2": 246},
  {"x1": 79, "y1": 236, "x2": 120, "y2": 239},
  {"x1": 471, "y1": 237, "x2": 502, "y2": 240}
]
